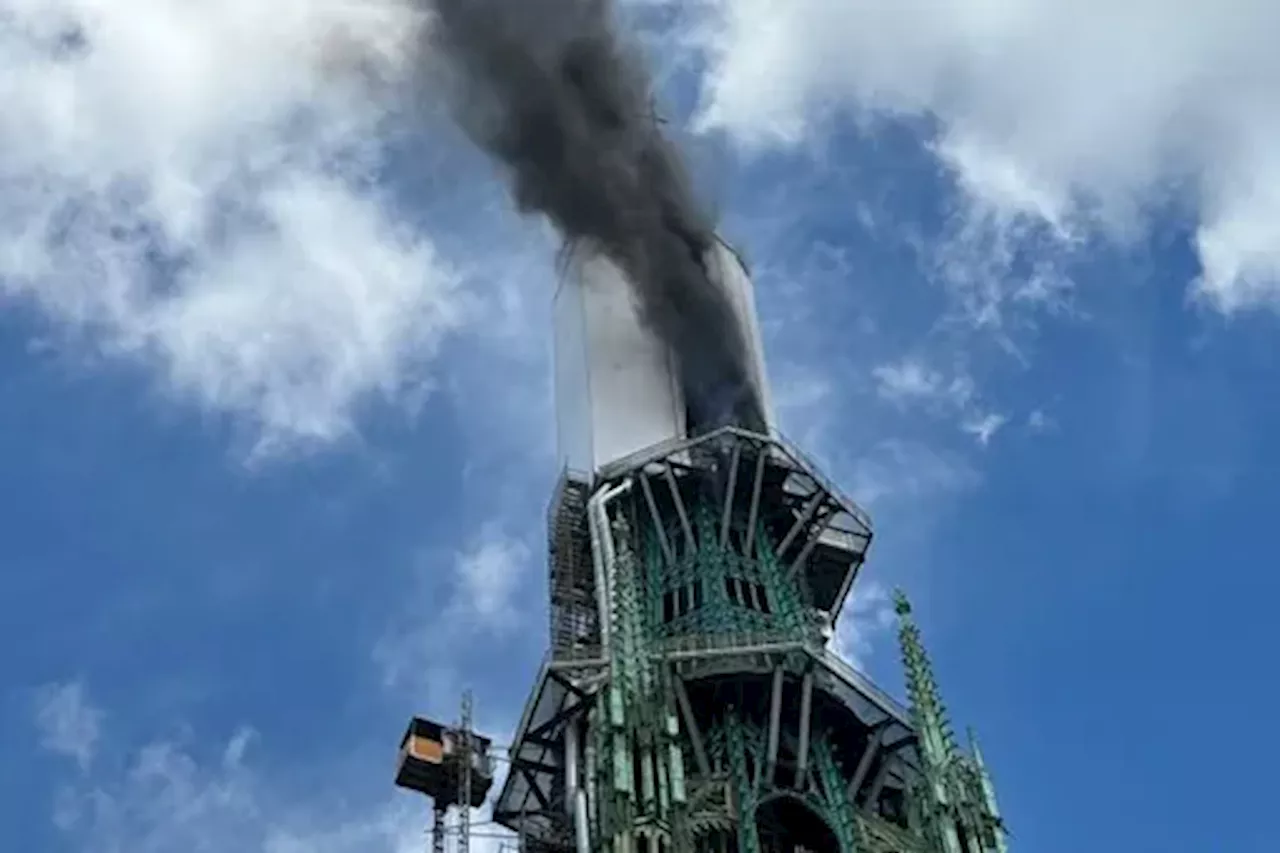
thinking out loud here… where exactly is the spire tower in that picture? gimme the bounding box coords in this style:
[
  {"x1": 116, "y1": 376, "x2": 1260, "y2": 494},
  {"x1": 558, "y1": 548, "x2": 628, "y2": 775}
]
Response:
[
  {"x1": 895, "y1": 592, "x2": 1008, "y2": 853},
  {"x1": 396, "y1": 236, "x2": 1013, "y2": 853}
]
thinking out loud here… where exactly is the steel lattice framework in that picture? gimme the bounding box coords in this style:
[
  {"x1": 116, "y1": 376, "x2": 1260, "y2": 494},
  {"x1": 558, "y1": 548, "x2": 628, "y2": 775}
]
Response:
[{"x1": 492, "y1": 426, "x2": 1008, "y2": 853}]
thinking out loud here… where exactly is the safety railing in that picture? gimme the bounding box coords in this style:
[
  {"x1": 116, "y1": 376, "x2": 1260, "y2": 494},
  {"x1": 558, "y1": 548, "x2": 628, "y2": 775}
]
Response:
[{"x1": 594, "y1": 425, "x2": 874, "y2": 535}]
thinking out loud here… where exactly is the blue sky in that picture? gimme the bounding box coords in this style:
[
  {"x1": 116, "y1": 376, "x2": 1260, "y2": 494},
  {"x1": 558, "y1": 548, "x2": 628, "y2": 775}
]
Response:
[{"x1": 4, "y1": 2, "x2": 1280, "y2": 852}]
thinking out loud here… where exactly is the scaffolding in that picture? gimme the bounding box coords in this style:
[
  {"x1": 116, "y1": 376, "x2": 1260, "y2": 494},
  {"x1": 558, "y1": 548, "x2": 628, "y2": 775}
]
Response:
[
  {"x1": 488, "y1": 426, "x2": 1008, "y2": 853},
  {"x1": 396, "y1": 691, "x2": 496, "y2": 853}
]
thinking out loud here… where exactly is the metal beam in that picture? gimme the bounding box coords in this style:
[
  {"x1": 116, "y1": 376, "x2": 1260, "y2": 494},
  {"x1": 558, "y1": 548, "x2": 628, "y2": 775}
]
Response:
[
  {"x1": 547, "y1": 669, "x2": 591, "y2": 699},
  {"x1": 548, "y1": 657, "x2": 609, "y2": 674},
  {"x1": 513, "y1": 757, "x2": 560, "y2": 777},
  {"x1": 865, "y1": 754, "x2": 892, "y2": 809},
  {"x1": 765, "y1": 666, "x2": 784, "y2": 782},
  {"x1": 744, "y1": 449, "x2": 767, "y2": 558},
  {"x1": 787, "y1": 507, "x2": 837, "y2": 578},
  {"x1": 528, "y1": 698, "x2": 587, "y2": 740},
  {"x1": 664, "y1": 639, "x2": 806, "y2": 664},
  {"x1": 523, "y1": 733, "x2": 562, "y2": 751},
  {"x1": 639, "y1": 472, "x2": 675, "y2": 567},
  {"x1": 828, "y1": 551, "x2": 866, "y2": 615},
  {"x1": 663, "y1": 462, "x2": 696, "y2": 552},
  {"x1": 672, "y1": 676, "x2": 711, "y2": 776},
  {"x1": 518, "y1": 766, "x2": 553, "y2": 810},
  {"x1": 847, "y1": 723, "x2": 888, "y2": 799},
  {"x1": 776, "y1": 491, "x2": 825, "y2": 559},
  {"x1": 492, "y1": 808, "x2": 563, "y2": 822},
  {"x1": 795, "y1": 670, "x2": 814, "y2": 784},
  {"x1": 882, "y1": 734, "x2": 917, "y2": 755},
  {"x1": 719, "y1": 442, "x2": 742, "y2": 549}
]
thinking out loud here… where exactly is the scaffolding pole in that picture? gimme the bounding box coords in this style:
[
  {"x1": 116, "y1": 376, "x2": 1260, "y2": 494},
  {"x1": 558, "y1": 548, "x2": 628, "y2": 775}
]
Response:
[
  {"x1": 459, "y1": 690, "x2": 474, "y2": 853},
  {"x1": 433, "y1": 799, "x2": 448, "y2": 853}
]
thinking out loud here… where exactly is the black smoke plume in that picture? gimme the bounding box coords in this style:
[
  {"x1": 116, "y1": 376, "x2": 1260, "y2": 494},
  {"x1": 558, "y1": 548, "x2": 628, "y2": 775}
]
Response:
[{"x1": 427, "y1": 0, "x2": 765, "y2": 434}]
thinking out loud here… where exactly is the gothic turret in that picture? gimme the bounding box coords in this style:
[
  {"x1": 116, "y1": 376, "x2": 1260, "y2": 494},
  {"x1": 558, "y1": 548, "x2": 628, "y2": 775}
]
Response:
[{"x1": 896, "y1": 592, "x2": 1008, "y2": 853}]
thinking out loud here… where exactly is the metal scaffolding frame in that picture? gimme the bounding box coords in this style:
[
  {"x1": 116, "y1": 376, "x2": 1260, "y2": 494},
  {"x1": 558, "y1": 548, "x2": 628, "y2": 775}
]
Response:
[{"x1": 483, "y1": 426, "x2": 1007, "y2": 853}]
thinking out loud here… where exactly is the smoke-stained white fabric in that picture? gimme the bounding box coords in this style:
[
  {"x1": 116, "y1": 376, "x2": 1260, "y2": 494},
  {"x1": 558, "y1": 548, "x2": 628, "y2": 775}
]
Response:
[
  {"x1": 554, "y1": 241, "x2": 774, "y2": 473},
  {"x1": 555, "y1": 246, "x2": 686, "y2": 473}
]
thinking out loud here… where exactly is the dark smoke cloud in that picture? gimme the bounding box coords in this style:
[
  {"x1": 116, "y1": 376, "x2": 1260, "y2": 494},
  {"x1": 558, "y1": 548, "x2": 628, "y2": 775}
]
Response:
[{"x1": 426, "y1": 0, "x2": 765, "y2": 434}]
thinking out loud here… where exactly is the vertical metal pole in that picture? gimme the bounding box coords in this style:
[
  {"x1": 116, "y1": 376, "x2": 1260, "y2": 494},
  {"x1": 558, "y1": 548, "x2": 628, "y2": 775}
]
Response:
[
  {"x1": 764, "y1": 667, "x2": 783, "y2": 783},
  {"x1": 744, "y1": 450, "x2": 767, "y2": 558},
  {"x1": 567, "y1": 720, "x2": 591, "y2": 853},
  {"x1": 459, "y1": 691, "x2": 473, "y2": 853},
  {"x1": 566, "y1": 722, "x2": 580, "y2": 818},
  {"x1": 795, "y1": 671, "x2": 814, "y2": 785},
  {"x1": 719, "y1": 443, "x2": 742, "y2": 548},
  {"x1": 433, "y1": 799, "x2": 447, "y2": 853},
  {"x1": 585, "y1": 708, "x2": 599, "y2": 840}
]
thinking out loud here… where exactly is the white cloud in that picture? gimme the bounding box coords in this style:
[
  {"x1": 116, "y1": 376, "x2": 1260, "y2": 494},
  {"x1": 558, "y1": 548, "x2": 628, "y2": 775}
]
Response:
[
  {"x1": 872, "y1": 358, "x2": 973, "y2": 409},
  {"x1": 36, "y1": 684, "x2": 518, "y2": 853},
  {"x1": 1027, "y1": 408, "x2": 1055, "y2": 433},
  {"x1": 0, "y1": 0, "x2": 470, "y2": 453},
  {"x1": 962, "y1": 412, "x2": 1008, "y2": 447},
  {"x1": 34, "y1": 681, "x2": 103, "y2": 772},
  {"x1": 450, "y1": 528, "x2": 532, "y2": 628},
  {"x1": 49, "y1": 723, "x2": 426, "y2": 853},
  {"x1": 872, "y1": 357, "x2": 1011, "y2": 446},
  {"x1": 769, "y1": 362, "x2": 840, "y2": 457},
  {"x1": 835, "y1": 580, "x2": 897, "y2": 669},
  {"x1": 849, "y1": 439, "x2": 978, "y2": 509},
  {"x1": 690, "y1": 0, "x2": 1280, "y2": 314},
  {"x1": 374, "y1": 527, "x2": 535, "y2": 700}
]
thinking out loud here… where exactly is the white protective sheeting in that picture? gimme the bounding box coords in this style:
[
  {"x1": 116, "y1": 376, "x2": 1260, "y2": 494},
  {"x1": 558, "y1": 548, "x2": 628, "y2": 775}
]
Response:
[
  {"x1": 554, "y1": 239, "x2": 774, "y2": 475},
  {"x1": 705, "y1": 240, "x2": 774, "y2": 430}
]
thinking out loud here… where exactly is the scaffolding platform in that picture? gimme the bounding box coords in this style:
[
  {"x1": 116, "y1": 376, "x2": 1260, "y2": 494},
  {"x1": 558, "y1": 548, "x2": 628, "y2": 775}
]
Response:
[{"x1": 395, "y1": 716, "x2": 495, "y2": 808}]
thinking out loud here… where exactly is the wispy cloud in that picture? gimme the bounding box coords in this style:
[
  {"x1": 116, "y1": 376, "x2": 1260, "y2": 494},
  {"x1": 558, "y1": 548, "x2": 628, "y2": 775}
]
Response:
[
  {"x1": 835, "y1": 580, "x2": 897, "y2": 669},
  {"x1": 449, "y1": 527, "x2": 533, "y2": 630},
  {"x1": 848, "y1": 438, "x2": 979, "y2": 510},
  {"x1": 962, "y1": 412, "x2": 1008, "y2": 447},
  {"x1": 34, "y1": 681, "x2": 103, "y2": 773},
  {"x1": 35, "y1": 682, "x2": 519, "y2": 853},
  {"x1": 38, "y1": 686, "x2": 422, "y2": 852},
  {"x1": 872, "y1": 356, "x2": 1010, "y2": 447},
  {"x1": 373, "y1": 526, "x2": 537, "y2": 704},
  {"x1": 873, "y1": 358, "x2": 973, "y2": 410},
  {"x1": 1027, "y1": 407, "x2": 1056, "y2": 433}
]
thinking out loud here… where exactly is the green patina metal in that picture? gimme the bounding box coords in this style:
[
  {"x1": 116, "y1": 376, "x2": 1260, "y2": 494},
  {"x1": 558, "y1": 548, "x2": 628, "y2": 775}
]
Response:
[
  {"x1": 811, "y1": 738, "x2": 865, "y2": 853},
  {"x1": 895, "y1": 592, "x2": 1009, "y2": 853},
  {"x1": 723, "y1": 712, "x2": 762, "y2": 853},
  {"x1": 699, "y1": 713, "x2": 871, "y2": 853},
  {"x1": 578, "y1": 485, "x2": 1007, "y2": 853},
  {"x1": 645, "y1": 501, "x2": 811, "y2": 644}
]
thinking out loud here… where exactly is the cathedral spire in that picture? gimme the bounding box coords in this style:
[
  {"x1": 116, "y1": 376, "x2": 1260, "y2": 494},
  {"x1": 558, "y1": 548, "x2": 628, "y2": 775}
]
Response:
[
  {"x1": 969, "y1": 729, "x2": 1010, "y2": 853},
  {"x1": 895, "y1": 590, "x2": 1010, "y2": 853},
  {"x1": 894, "y1": 590, "x2": 957, "y2": 770},
  {"x1": 897, "y1": 591, "x2": 964, "y2": 853}
]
